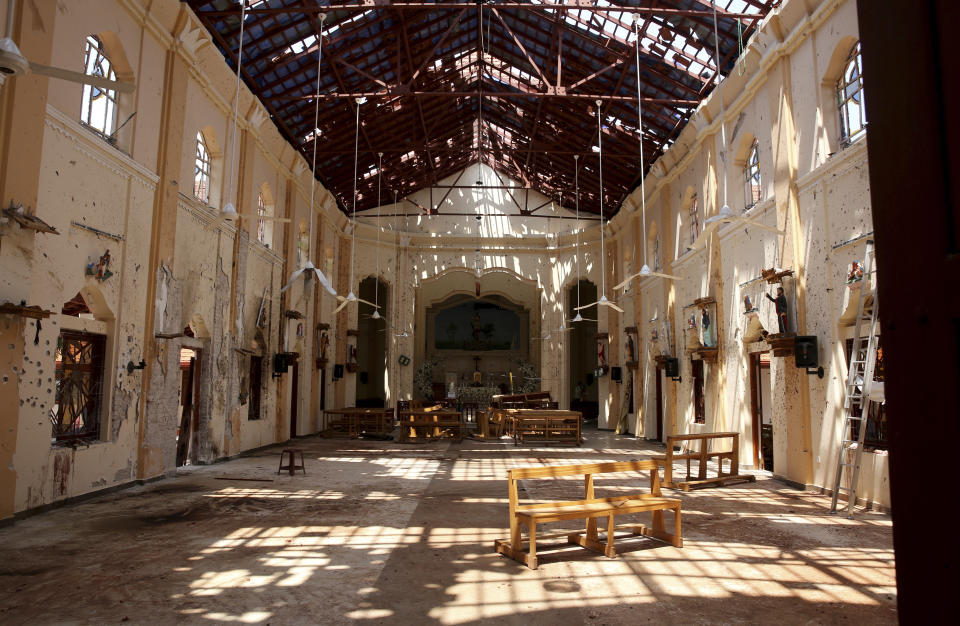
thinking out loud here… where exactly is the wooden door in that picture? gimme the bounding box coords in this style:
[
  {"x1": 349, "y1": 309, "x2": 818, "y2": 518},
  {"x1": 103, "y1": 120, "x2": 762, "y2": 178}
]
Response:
[
  {"x1": 655, "y1": 369, "x2": 663, "y2": 440},
  {"x1": 290, "y1": 361, "x2": 299, "y2": 438},
  {"x1": 749, "y1": 353, "x2": 762, "y2": 469},
  {"x1": 176, "y1": 356, "x2": 195, "y2": 467}
]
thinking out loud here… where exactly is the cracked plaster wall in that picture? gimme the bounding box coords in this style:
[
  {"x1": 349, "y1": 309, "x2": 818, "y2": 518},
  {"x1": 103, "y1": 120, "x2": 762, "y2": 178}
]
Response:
[{"x1": 607, "y1": 0, "x2": 888, "y2": 507}]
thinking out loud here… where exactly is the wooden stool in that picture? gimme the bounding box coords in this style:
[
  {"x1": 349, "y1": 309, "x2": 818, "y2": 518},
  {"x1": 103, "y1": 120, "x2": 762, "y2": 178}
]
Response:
[{"x1": 277, "y1": 448, "x2": 306, "y2": 475}]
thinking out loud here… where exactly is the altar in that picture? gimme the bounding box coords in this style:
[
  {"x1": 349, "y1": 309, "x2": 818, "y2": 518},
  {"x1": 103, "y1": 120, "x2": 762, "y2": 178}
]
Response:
[{"x1": 456, "y1": 386, "x2": 500, "y2": 406}]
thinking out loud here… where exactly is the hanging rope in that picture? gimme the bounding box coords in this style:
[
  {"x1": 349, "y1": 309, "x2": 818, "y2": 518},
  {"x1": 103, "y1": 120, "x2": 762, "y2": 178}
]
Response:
[
  {"x1": 712, "y1": 5, "x2": 729, "y2": 209},
  {"x1": 373, "y1": 151, "x2": 383, "y2": 318},
  {"x1": 737, "y1": 19, "x2": 746, "y2": 76},
  {"x1": 348, "y1": 98, "x2": 362, "y2": 298},
  {"x1": 574, "y1": 154, "x2": 581, "y2": 309},
  {"x1": 596, "y1": 99, "x2": 608, "y2": 300},
  {"x1": 306, "y1": 13, "x2": 327, "y2": 266},
  {"x1": 224, "y1": 1, "x2": 248, "y2": 213},
  {"x1": 633, "y1": 16, "x2": 650, "y2": 271}
]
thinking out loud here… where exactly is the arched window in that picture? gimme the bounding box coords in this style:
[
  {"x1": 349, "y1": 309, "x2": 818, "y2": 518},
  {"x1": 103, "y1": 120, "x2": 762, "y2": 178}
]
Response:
[
  {"x1": 837, "y1": 42, "x2": 866, "y2": 146},
  {"x1": 688, "y1": 195, "x2": 700, "y2": 248},
  {"x1": 194, "y1": 132, "x2": 211, "y2": 203},
  {"x1": 80, "y1": 35, "x2": 118, "y2": 138},
  {"x1": 743, "y1": 139, "x2": 762, "y2": 209},
  {"x1": 257, "y1": 192, "x2": 274, "y2": 247}
]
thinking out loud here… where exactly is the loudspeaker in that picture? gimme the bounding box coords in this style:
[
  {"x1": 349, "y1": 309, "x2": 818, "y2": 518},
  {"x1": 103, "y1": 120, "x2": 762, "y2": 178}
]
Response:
[
  {"x1": 795, "y1": 335, "x2": 819, "y2": 368},
  {"x1": 272, "y1": 353, "x2": 288, "y2": 376},
  {"x1": 611, "y1": 366, "x2": 622, "y2": 382},
  {"x1": 665, "y1": 357, "x2": 680, "y2": 378},
  {"x1": 333, "y1": 363, "x2": 344, "y2": 379}
]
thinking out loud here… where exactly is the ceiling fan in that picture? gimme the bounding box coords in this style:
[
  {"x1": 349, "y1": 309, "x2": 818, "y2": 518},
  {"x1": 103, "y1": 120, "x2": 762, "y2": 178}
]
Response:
[
  {"x1": 561, "y1": 155, "x2": 597, "y2": 327},
  {"x1": 0, "y1": 0, "x2": 134, "y2": 93},
  {"x1": 207, "y1": 3, "x2": 289, "y2": 232},
  {"x1": 333, "y1": 97, "x2": 379, "y2": 315},
  {"x1": 389, "y1": 190, "x2": 411, "y2": 338},
  {"x1": 280, "y1": 12, "x2": 336, "y2": 296},
  {"x1": 574, "y1": 100, "x2": 623, "y2": 315},
  {"x1": 615, "y1": 17, "x2": 684, "y2": 291}
]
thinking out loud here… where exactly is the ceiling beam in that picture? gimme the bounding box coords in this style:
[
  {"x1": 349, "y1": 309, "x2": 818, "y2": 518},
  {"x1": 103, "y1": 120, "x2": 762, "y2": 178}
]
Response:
[
  {"x1": 198, "y1": 5, "x2": 762, "y2": 19},
  {"x1": 267, "y1": 90, "x2": 699, "y2": 105}
]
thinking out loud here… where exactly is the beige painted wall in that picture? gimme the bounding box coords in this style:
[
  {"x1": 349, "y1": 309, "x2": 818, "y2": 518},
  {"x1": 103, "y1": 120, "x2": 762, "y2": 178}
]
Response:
[
  {"x1": 611, "y1": 0, "x2": 887, "y2": 507},
  {"x1": 0, "y1": 0, "x2": 887, "y2": 517}
]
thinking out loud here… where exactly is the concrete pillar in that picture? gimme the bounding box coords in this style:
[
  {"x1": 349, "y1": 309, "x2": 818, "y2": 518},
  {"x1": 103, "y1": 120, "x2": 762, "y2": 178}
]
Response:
[
  {"x1": 768, "y1": 54, "x2": 814, "y2": 485},
  {"x1": 0, "y1": 0, "x2": 57, "y2": 520},
  {"x1": 136, "y1": 47, "x2": 189, "y2": 480}
]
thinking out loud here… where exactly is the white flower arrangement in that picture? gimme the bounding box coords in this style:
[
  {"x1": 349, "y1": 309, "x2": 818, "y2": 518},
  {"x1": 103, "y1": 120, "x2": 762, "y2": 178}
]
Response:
[{"x1": 413, "y1": 355, "x2": 445, "y2": 400}]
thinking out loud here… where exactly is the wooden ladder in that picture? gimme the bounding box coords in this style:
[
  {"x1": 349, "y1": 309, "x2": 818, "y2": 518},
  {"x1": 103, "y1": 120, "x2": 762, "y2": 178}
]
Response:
[{"x1": 830, "y1": 240, "x2": 880, "y2": 517}]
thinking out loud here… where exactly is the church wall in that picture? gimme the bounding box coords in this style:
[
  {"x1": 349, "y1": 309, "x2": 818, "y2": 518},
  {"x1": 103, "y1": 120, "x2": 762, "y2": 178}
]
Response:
[
  {"x1": 611, "y1": 0, "x2": 887, "y2": 507},
  {"x1": 0, "y1": 0, "x2": 344, "y2": 518}
]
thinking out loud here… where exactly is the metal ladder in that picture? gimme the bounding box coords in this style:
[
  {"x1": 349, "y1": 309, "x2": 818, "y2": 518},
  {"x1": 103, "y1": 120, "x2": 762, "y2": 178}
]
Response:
[{"x1": 830, "y1": 240, "x2": 879, "y2": 517}]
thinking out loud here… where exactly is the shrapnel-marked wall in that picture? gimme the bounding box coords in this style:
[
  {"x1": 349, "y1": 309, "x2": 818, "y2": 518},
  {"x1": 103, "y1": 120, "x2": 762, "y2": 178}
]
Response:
[
  {"x1": 608, "y1": 0, "x2": 887, "y2": 507},
  {"x1": 0, "y1": 0, "x2": 887, "y2": 518}
]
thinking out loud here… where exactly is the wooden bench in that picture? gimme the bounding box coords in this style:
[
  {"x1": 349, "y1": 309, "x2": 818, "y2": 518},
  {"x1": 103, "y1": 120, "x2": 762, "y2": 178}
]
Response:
[
  {"x1": 508, "y1": 409, "x2": 582, "y2": 446},
  {"x1": 494, "y1": 461, "x2": 682, "y2": 569},
  {"x1": 655, "y1": 432, "x2": 756, "y2": 491},
  {"x1": 398, "y1": 408, "x2": 464, "y2": 443},
  {"x1": 490, "y1": 391, "x2": 553, "y2": 409},
  {"x1": 322, "y1": 407, "x2": 393, "y2": 438}
]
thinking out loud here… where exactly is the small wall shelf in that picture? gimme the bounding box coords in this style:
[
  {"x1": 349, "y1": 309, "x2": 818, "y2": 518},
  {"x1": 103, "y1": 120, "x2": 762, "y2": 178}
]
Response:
[
  {"x1": 766, "y1": 332, "x2": 797, "y2": 357},
  {"x1": 0, "y1": 303, "x2": 52, "y2": 319},
  {"x1": 2, "y1": 205, "x2": 59, "y2": 235},
  {"x1": 691, "y1": 347, "x2": 719, "y2": 363},
  {"x1": 762, "y1": 268, "x2": 794, "y2": 284}
]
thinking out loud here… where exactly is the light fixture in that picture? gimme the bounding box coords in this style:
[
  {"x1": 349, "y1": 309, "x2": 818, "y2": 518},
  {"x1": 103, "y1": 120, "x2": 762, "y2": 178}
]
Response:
[
  {"x1": 574, "y1": 100, "x2": 623, "y2": 314},
  {"x1": 614, "y1": 16, "x2": 683, "y2": 289}
]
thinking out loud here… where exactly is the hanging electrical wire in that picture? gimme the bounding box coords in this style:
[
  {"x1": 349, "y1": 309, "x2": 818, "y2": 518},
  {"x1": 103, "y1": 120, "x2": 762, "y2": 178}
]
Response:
[{"x1": 281, "y1": 12, "x2": 337, "y2": 295}]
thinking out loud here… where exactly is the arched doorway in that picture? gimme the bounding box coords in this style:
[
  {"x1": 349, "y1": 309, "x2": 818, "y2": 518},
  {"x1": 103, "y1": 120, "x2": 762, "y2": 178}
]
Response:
[
  {"x1": 568, "y1": 280, "x2": 598, "y2": 421},
  {"x1": 357, "y1": 276, "x2": 388, "y2": 407}
]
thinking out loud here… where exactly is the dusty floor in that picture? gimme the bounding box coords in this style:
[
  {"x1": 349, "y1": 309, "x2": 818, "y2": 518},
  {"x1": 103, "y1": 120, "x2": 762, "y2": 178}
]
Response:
[{"x1": 0, "y1": 427, "x2": 897, "y2": 625}]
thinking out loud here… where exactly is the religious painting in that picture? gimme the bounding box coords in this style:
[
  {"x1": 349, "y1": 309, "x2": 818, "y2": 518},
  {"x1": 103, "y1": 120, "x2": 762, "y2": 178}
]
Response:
[{"x1": 433, "y1": 300, "x2": 522, "y2": 351}]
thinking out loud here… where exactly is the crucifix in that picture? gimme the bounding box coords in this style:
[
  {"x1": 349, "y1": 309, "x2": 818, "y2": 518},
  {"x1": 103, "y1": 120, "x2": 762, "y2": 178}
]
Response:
[{"x1": 472, "y1": 355, "x2": 482, "y2": 383}]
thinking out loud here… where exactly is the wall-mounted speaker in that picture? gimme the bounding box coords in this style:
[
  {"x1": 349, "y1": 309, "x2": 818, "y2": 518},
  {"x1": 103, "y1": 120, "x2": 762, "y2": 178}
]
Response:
[
  {"x1": 665, "y1": 357, "x2": 680, "y2": 380},
  {"x1": 795, "y1": 335, "x2": 819, "y2": 368},
  {"x1": 611, "y1": 366, "x2": 622, "y2": 382},
  {"x1": 333, "y1": 363, "x2": 344, "y2": 379}
]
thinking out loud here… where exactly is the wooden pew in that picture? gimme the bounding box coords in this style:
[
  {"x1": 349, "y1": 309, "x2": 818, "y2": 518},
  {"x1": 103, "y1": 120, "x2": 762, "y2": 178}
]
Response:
[
  {"x1": 322, "y1": 407, "x2": 393, "y2": 439},
  {"x1": 656, "y1": 432, "x2": 757, "y2": 491},
  {"x1": 494, "y1": 460, "x2": 682, "y2": 569},
  {"x1": 508, "y1": 409, "x2": 582, "y2": 446},
  {"x1": 397, "y1": 407, "x2": 464, "y2": 443},
  {"x1": 490, "y1": 391, "x2": 554, "y2": 409}
]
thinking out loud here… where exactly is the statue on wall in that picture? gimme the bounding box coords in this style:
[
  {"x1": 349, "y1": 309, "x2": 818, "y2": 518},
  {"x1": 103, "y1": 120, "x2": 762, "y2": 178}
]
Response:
[
  {"x1": 744, "y1": 294, "x2": 757, "y2": 313},
  {"x1": 597, "y1": 339, "x2": 607, "y2": 369},
  {"x1": 86, "y1": 250, "x2": 114, "y2": 282},
  {"x1": 625, "y1": 334, "x2": 635, "y2": 362},
  {"x1": 847, "y1": 260, "x2": 864, "y2": 283},
  {"x1": 766, "y1": 286, "x2": 789, "y2": 333},
  {"x1": 319, "y1": 331, "x2": 329, "y2": 362}
]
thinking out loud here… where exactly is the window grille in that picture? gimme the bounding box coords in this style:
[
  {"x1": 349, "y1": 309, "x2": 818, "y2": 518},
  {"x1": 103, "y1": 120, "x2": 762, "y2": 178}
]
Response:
[
  {"x1": 53, "y1": 331, "x2": 106, "y2": 442},
  {"x1": 257, "y1": 193, "x2": 267, "y2": 245},
  {"x1": 838, "y1": 42, "x2": 866, "y2": 147},
  {"x1": 194, "y1": 132, "x2": 211, "y2": 203},
  {"x1": 80, "y1": 36, "x2": 118, "y2": 139},
  {"x1": 744, "y1": 139, "x2": 762, "y2": 209}
]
